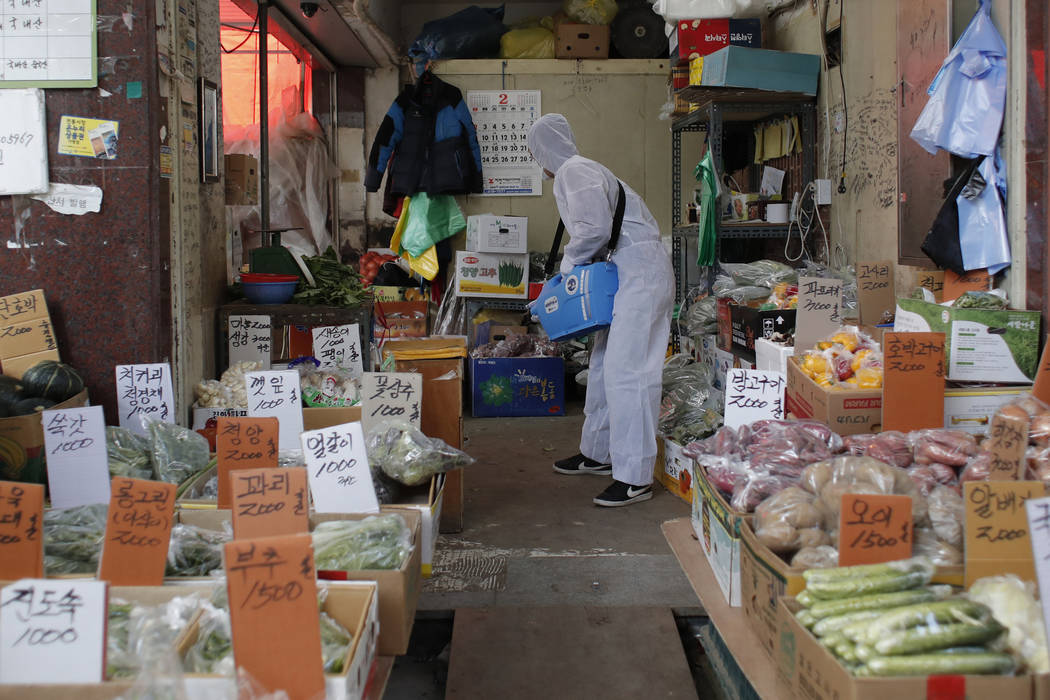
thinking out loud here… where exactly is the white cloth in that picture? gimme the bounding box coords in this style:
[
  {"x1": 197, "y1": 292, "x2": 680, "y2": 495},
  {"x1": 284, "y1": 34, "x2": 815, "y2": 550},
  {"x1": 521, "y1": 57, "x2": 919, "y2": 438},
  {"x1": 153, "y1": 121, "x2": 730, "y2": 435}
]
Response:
[{"x1": 528, "y1": 114, "x2": 674, "y2": 486}]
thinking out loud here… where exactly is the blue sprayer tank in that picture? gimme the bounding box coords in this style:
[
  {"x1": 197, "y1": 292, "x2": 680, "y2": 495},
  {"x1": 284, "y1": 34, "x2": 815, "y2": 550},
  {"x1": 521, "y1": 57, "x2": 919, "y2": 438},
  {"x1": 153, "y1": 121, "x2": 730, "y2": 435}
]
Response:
[{"x1": 533, "y1": 262, "x2": 619, "y2": 341}]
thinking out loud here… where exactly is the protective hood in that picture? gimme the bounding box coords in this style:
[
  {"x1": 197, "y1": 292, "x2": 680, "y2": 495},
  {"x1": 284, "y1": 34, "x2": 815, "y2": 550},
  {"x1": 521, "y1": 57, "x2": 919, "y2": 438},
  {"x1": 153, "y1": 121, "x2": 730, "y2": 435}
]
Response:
[{"x1": 527, "y1": 113, "x2": 578, "y2": 175}]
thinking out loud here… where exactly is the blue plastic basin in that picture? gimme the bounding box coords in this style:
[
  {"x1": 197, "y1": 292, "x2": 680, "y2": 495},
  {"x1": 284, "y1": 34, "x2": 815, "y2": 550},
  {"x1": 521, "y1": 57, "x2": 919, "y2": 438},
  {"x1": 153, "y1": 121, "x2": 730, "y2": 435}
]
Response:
[{"x1": 242, "y1": 280, "x2": 298, "y2": 305}]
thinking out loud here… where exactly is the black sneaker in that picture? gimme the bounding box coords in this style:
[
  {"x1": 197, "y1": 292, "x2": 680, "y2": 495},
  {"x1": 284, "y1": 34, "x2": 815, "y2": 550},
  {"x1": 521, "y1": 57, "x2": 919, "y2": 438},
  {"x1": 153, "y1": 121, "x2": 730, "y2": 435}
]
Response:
[
  {"x1": 593, "y1": 480, "x2": 653, "y2": 507},
  {"x1": 553, "y1": 453, "x2": 612, "y2": 475}
]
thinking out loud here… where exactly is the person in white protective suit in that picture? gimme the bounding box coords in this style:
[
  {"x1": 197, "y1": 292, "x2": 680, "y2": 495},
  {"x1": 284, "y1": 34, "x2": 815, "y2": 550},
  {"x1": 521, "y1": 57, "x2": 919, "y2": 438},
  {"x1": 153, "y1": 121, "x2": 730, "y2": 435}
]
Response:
[{"x1": 527, "y1": 113, "x2": 675, "y2": 507}]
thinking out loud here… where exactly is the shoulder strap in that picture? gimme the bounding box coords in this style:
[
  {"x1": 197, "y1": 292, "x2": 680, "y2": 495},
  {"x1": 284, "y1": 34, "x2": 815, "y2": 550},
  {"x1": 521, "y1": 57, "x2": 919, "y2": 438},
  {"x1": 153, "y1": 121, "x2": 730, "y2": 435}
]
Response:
[{"x1": 544, "y1": 180, "x2": 627, "y2": 277}]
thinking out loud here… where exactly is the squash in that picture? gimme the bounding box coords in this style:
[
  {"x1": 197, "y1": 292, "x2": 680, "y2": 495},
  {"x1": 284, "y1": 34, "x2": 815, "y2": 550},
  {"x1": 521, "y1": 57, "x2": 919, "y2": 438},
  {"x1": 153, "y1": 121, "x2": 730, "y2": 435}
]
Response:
[
  {"x1": 0, "y1": 376, "x2": 24, "y2": 412},
  {"x1": 11, "y1": 397, "x2": 56, "y2": 416},
  {"x1": 21, "y1": 361, "x2": 84, "y2": 403}
]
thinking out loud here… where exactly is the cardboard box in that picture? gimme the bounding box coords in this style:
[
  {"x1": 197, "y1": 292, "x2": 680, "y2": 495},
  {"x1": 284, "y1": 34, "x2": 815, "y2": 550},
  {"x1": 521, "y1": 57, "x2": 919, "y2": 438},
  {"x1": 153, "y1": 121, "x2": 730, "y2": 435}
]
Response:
[
  {"x1": 555, "y1": 23, "x2": 609, "y2": 59},
  {"x1": 387, "y1": 474, "x2": 445, "y2": 577},
  {"x1": 755, "y1": 337, "x2": 795, "y2": 377},
  {"x1": 190, "y1": 406, "x2": 249, "y2": 430},
  {"x1": 175, "y1": 509, "x2": 421, "y2": 656},
  {"x1": 466, "y1": 215, "x2": 528, "y2": 254},
  {"x1": 0, "y1": 388, "x2": 88, "y2": 484},
  {"x1": 0, "y1": 348, "x2": 60, "y2": 379},
  {"x1": 785, "y1": 356, "x2": 882, "y2": 435},
  {"x1": 944, "y1": 384, "x2": 1031, "y2": 435},
  {"x1": 224, "y1": 153, "x2": 258, "y2": 205},
  {"x1": 676, "y1": 17, "x2": 762, "y2": 62},
  {"x1": 700, "y1": 46, "x2": 821, "y2": 95},
  {"x1": 370, "y1": 286, "x2": 429, "y2": 303},
  {"x1": 302, "y1": 404, "x2": 363, "y2": 432},
  {"x1": 691, "y1": 465, "x2": 747, "y2": 607},
  {"x1": 656, "y1": 437, "x2": 694, "y2": 505},
  {"x1": 473, "y1": 322, "x2": 527, "y2": 348},
  {"x1": 777, "y1": 597, "x2": 1032, "y2": 700},
  {"x1": 894, "y1": 298, "x2": 1042, "y2": 383},
  {"x1": 730, "y1": 305, "x2": 797, "y2": 363},
  {"x1": 374, "y1": 300, "x2": 428, "y2": 339},
  {"x1": 0, "y1": 315, "x2": 57, "y2": 360},
  {"x1": 455, "y1": 251, "x2": 529, "y2": 299},
  {"x1": 672, "y1": 64, "x2": 690, "y2": 90},
  {"x1": 0, "y1": 288, "x2": 47, "y2": 326},
  {"x1": 716, "y1": 297, "x2": 733, "y2": 351},
  {"x1": 739, "y1": 518, "x2": 806, "y2": 662},
  {"x1": 697, "y1": 334, "x2": 732, "y2": 407},
  {"x1": 470, "y1": 357, "x2": 565, "y2": 417}
]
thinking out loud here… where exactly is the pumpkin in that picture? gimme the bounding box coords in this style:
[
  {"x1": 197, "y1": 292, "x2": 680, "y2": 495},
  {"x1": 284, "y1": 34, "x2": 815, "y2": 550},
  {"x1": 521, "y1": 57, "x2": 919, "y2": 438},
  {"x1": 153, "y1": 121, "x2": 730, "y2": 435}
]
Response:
[
  {"x1": 11, "y1": 397, "x2": 56, "y2": 416},
  {"x1": 0, "y1": 376, "x2": 24, "y2": 412},
  {"x1": 21, "y1": 361, "x2": 84, "y2": 403}
]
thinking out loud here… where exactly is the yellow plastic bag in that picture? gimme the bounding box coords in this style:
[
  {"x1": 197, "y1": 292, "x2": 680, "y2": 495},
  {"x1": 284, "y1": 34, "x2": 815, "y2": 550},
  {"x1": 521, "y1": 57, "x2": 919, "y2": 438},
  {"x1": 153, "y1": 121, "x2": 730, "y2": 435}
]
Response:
[
  {"x1": 500, "y1": 27, "x2": 555, "y2": 58},
  {"x1": 389, "y1": 198, "x2": 440, "y2": 281}
]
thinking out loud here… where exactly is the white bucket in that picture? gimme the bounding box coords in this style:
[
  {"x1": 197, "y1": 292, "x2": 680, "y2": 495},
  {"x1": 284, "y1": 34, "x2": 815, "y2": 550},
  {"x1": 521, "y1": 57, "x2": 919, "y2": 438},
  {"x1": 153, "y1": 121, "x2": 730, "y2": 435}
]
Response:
[{"x1": 765, "y1": 203, "x2": 789, "y2": 223}]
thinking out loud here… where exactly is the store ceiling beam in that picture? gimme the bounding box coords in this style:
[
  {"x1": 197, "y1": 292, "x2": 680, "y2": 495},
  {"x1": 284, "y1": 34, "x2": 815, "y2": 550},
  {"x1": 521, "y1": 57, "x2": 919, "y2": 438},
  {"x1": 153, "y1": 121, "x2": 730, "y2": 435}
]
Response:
[{"x1": 232, "y1": 0, "x2": 375, "y2": 69}]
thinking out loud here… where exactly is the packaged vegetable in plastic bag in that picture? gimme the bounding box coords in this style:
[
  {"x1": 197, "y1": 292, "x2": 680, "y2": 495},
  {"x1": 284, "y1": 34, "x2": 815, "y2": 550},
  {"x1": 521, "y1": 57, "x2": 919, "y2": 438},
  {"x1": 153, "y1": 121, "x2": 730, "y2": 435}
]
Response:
[
  {"x1": 722, "y1": 260, "x2": 797, "y2": 289},
  {"x1": 791, "y1": 545, "x2": 838, "y2": 570},
  {"x1": 659, "y1": 362, "x2": 717, "y2": 441},
  {"x1": 296, "y1": 360, "x2": 360, "y2": 407},
  {"x1": 968, "y1": 575, "x2": 1050, "y2": 673},
  {"x1": 564, "y1": 0, "x2": 617, "y2": 25},
  {"x1": 149, "y1": 420, "x2": 212, "y2": 485},
  {"x1": 106, "y1": 426, "x2": 153, "y2": 480},
  {"x1": 683, "y1": 294, "x2": 718, "y2": 337},
  {"x1": 754, "y1": 487, "x2": 829, "y2": 553},
  {"x1": 312, "y1": 514, "x2": 412, "y2": 571},
  {"x1": 166, "y1": 522, "x2": 230, "y2": 577},
  {"x1": 107, "y1": 595, "x2": 201, "y2": 679},
  {"x1": 44, "y1": 503, "x2": 106, "y2": 575},
  {"x1": 184, "y1": 602, "x2": 234, "y2": 675},
  {"x1": 366, "y1": 422, "x2": 475, "y2": 486}
]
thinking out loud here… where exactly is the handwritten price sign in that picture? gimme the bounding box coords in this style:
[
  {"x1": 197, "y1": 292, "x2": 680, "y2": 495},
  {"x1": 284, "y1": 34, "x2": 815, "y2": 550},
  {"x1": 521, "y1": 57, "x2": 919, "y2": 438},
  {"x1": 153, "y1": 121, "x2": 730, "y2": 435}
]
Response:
[
  {"x1": 1025, "y1": 496, "x2": 1050, "y2": 656},
  {"x1": 0, "y1": 579, "x2": 107, "y2": 684},
  {"x1": 224, "y1": 535, "x2": 325, "y2": 700},
  {"x1": 312, "y1": 323, "x2": 364, "y2": 376},
  {"x1": 98, "y1": 478, "x2": 176, "y2": 585},
  {"x1": 115, "y1": 363, "x2": 175, "y2": 436},
  {"x1": 965, "y1": 480, "x2": 1046, "y2": 586},
  {"x1": 0, "y1": 481, "x2": 43, "y2": 579},
  {"x1": 232, "y1": 467, "x2": 309, "y2": 539},
  {"x1": 361, "y1": 372, "x2": 422, "y2": 434},
  {"x1": 723, "y1": 368, "x2": 785, "y2": 429},
  {"x1": 882, "y1": 332, "x2": 945, "y2": 432},
  {"x1": 856, "y1": 260, "x2": 894, "y2": 326},
  {"x1": 41, "y1": 405, "x2": 109, "y2": 509},
  {"x1": 216, "y1": 417, "x2": 279, "y2": 508},
  {"x1": 300, "y1": 421, "x2": 378, "y2": 514},
  {"x1": 986, "y1": 412, "x2": 1030, "y2": 480},
  {"x1": 228, "y1": 314, "x2": 272, "y2": 368},
  {"x1": 245, "y1": 370, "x2": 304, "y2": 452},
  {"x1": 794, "y1": 277, "x2": 843, "y2": 351},
  {"x1": 839, "y1": 494, "x2": 913, "y2": 566}
]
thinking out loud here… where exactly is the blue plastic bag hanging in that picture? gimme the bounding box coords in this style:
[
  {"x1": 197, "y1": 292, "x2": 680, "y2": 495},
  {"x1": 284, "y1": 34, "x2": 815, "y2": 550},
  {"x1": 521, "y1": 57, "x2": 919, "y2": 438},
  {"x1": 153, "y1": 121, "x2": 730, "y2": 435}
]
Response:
[
  {"x1": 958, "y1": 152, "x2": 1010, "y2": 274},
  {"x1": 909, "y1": 0, "x2": 1006, "y2": 159}
]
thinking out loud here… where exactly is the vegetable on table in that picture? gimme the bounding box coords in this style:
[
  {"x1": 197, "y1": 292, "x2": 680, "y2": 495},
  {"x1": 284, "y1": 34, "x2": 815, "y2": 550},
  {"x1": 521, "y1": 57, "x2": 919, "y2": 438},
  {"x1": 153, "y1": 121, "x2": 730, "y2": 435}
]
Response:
[
  {"x1": 20, "y1": 360, "x2": 84, "y2": 402},
  {"x1": 312, "y1": 514, "x2": 412, "y2": 571},
  {"x1": 804, "y1": 587, "x2": 946, "y2": 621},
  {"x1": 295, "y1": 246, "x2": 370, "y2": 306},
  {"x1": 858, "y1": 652, "x2": 1015, "y2": 677}
]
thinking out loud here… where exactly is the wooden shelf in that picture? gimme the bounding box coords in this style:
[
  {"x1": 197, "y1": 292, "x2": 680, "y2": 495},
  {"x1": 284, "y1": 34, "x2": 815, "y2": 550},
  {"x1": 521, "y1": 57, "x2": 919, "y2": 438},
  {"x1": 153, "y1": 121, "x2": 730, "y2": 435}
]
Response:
[{"x1": 662, "y1": 517, "x2": 786, "y2": 700}]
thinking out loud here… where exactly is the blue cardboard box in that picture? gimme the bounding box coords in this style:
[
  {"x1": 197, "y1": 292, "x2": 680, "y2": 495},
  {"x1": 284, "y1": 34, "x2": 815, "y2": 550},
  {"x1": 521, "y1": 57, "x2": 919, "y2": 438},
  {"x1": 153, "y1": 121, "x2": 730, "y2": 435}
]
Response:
[
  {"x1": 700, "y1": 46, "x2": 821, "y2": 96},
  {"x1": 471, "y1": 357, "x2": 565, "y2": 417}
]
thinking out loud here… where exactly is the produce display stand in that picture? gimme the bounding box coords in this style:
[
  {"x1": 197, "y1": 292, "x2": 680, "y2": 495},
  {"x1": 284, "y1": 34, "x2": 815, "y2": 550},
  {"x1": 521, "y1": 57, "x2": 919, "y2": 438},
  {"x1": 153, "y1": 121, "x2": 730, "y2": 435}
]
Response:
[{"x1": 662, "y1": 517, "x2": 785, "y2": 699}]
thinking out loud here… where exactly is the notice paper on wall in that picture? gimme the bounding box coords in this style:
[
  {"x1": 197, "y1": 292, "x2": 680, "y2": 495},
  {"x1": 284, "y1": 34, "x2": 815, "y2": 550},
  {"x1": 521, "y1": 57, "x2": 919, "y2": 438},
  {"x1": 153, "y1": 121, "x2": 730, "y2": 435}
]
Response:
[
  {"x1": 228, "y1": 314, "x2": 272, "y2": 368},
  {"x1": 0, "y1": 89, "x2": 48, "y2": 195},
  {"x1": 29, "y1": 183, "x2": 102, "y2": 215},
  {"x1": 41, "y1": 405, "x2": 110, "y2": 509},
  {"x1": 466, "y1": 90, "x2": 542, "y2": 196},
  {"x1": 115, "y1": 364, "x2": 176, "y2": 436},
  {"x1": 57, "y1": 116, "x2": 118, "y2": 160},
  {"x1": 301, "y1": 421, "x2": 378, "y2": 514},
  {"x1": 0, "y1": 579, "x2": 107, "y2": 684}
]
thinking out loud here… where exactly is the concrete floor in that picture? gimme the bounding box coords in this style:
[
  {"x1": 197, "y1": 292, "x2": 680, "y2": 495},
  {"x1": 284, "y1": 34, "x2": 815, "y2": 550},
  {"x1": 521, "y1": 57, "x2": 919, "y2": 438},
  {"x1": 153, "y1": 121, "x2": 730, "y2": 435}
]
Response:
[{"x1": 384, "y1": 402, "x2": 704, "y2": 699}]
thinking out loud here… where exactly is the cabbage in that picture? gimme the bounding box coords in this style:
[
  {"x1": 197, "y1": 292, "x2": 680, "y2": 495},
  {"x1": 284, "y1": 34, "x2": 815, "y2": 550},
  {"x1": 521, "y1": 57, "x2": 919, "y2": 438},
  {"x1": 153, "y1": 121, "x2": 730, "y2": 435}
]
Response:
[{"x1": 968, "y1": 574, "x2": 1049, "y2": 673}]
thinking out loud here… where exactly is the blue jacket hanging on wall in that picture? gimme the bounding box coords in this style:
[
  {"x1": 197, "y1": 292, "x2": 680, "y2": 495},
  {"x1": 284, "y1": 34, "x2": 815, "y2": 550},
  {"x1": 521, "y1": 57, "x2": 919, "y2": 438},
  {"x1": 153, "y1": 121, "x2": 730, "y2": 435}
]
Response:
[{"x1": 365, "y1": 70, "x2": 485, "y2": 196}]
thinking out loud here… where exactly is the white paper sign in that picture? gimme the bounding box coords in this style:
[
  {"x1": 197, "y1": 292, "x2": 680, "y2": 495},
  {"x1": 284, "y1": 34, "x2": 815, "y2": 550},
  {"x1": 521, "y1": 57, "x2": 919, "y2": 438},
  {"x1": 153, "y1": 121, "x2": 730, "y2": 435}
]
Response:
[
  {"x1": 29, "y1": 183, "x2": 102, "y2": 215},
  {"x1": 245, "y1": 370, "x2": 303, "y2": 452},
  {"x1": 300, "y1": 421, "x2": 378, "y2": 514},
  {"x1": 794, "y1": 277, "x2": 844, "y2": 352},
  {"x1": 1026, "y1": 496, "x2": 1050, "y2": 659},
  {"x1": 724, "y1": 369, "x2": 787, "y2": 429},
  {"x1": 0, "y1": 89, "x2": 47, "y2": 195},
  {"x1": 466, "y1": 90, "x2": 542, "y2": 196},
  {"x1": 115, "y1": 363, "x2": 175, "y2": 437},
  {"x1": 0, "y1": 579, "x2": 107, "y2": 684},
  {"x1": 40, "y1": 406, "x2": 109, "y2": 509},
  {"x1": 228, "y1": 314, "x2": 271, "y2": 368},
  {"x1": 312, "y1": 324, "x2": 364, "y2": 375},
  {"x1": 361, "y1": 372, "x2": 422, "y2": 435}
]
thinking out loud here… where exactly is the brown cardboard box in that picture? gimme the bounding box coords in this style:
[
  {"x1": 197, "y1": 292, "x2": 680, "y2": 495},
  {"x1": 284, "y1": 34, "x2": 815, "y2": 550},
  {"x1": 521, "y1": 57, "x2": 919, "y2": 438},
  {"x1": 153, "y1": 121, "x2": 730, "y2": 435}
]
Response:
[
  {"x1": 1036, "y1": 674, "x2": 1050, "y2": 700},
  {"x1": 224, "y1": 153, "x2": 258, "y2": 205},
  {"x1": 0, "y1": 315, "x2": 57, "y2": 360},
  {"x1": 0, "y1": 388, "x2": 88, "y2": 484},
  {"x1": 302, "y1": 404, "x2": 362, "y2": 432},
  {"x1": 0, "y1": 289, "x2": 48, "y2": 326},
  {"x1": 555, "y1": 23, "x2": 610, "y2": 59},
  {"x1": 176, "y1": 509, "x2": 421, "y2": 656},
  {"x1": 785, "y1": 355, "x2": 882, "y2": 435},
  {"x1": 374, "y1": 300, "x2": 428, "y2": 339},
  {"x1": 0, "y1": 348, "x2": 61, "y2": 379},
  {"x1": 777, "y1": 597, "x2": 1031, "y2": 700},
  {"x1": 654, "y1": 438, "x2": 693, "y2": 505},
  {"x1": 691, "y1": 464, "x2": 748, "y2": 607}
]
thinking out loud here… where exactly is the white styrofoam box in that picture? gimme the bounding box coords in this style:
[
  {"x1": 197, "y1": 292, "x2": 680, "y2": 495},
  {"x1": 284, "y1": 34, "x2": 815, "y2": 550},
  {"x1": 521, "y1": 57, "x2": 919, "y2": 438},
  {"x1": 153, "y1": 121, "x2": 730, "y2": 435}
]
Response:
[
  {"x1": 465, "y1": 215, "x2": 528, "y2": 254},
  {"x1": 944, "y1": 385, "x2": 1031, "y2": 435},
  {"x1": 755, "y1": 337, "x2": 795, "y2": 377}
]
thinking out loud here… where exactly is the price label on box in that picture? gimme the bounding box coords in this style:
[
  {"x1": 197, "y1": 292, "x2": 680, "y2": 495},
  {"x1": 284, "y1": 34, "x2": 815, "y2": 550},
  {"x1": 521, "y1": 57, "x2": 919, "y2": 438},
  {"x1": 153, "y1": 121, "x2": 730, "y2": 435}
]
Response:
[
  {"x1": 965, "y1": 480, "x2": 1046, "y2": 586},
  {"x1": 361, "y1": 372, "x2": 422, "y2": 435},
  {"x1": 115, "y1": 363, "x2": 175, "y2": 436},
  {"x1": 216, "y1": 417, "x2": 279, "y2": 508},
  {"x1": 0, "y1": 481, "x2": 43, "y2": 579},
  {"x1": 231, "y1": 467, "x2": 309, "y2": 539},
  {"x1": 228, "y1": 314, "x2": 272, "y2": 368},
  {"x1": 41, "y1": 405, "x2": 109, "y2": 509},
  {"x1": 723, "y1": 368, "x2": 785, "y2": 429},
  {"x1": 98, "y1": 478, "x2": 176, "y2": 585},
  {"x1": 245, "y1": 370, "x2": 304, "y2": 452},
  {"x1": 839, "y1": 494, "x2": 913, "y2": 566}
]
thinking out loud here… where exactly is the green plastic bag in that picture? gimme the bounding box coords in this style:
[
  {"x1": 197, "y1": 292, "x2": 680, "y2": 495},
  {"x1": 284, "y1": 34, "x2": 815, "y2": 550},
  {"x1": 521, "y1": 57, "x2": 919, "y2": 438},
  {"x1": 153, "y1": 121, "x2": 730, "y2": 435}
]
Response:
[
  {"x1": 695, "y1": 150, "x2": 718, "y2": 267},
  {"x1": 401, "y1": 193, "x2": 466, "y2": 258}
]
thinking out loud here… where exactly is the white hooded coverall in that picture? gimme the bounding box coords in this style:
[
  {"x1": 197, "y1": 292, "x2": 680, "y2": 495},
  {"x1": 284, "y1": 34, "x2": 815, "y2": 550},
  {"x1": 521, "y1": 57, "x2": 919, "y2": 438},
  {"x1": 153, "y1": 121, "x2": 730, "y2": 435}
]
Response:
[{"x1": 528, "y1": 114, "x2": 675, "y2": 487}]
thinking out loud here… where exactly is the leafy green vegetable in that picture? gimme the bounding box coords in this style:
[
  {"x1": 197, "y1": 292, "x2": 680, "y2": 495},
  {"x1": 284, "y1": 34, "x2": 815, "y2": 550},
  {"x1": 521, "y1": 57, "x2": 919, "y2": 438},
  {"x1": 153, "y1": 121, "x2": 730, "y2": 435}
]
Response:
[
  {"x1": 166, "y1": 523, "x2": 229, "y2": 577},
  {"x1": 312, "y1": 514, "x2": 412, "y2": 571},
  {"x1": 366, "y1": 422, "x2": 475, "y2": 486},
  {"x1": 293, "y1": 246, "x2": 370, "y2": 307},
  {"x1": 106, "y1": 426, "x2": 153, "y2": 480},
  {"x1": 44, "y1": 504, "x2": 106, "y2": 575},
  {"x1": 107, "y1": 601, "x2": 135, "y2": 678},
  {"x1": 321, "y1": 612, "x2": 354, "y2": 673},
  {"x1": 149, "y1": 421, "x2": 211, "y2": 485},
  {"x1": 952, "y1": 291, "x2": 1007, "y2": 309}
]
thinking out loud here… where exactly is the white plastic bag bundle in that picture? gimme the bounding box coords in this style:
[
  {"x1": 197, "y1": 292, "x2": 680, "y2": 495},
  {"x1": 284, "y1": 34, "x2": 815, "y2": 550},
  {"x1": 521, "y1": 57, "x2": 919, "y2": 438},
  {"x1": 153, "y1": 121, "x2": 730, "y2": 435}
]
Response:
[{"x1": 653, "y1": 0, "x2": 766, "y2": 21}]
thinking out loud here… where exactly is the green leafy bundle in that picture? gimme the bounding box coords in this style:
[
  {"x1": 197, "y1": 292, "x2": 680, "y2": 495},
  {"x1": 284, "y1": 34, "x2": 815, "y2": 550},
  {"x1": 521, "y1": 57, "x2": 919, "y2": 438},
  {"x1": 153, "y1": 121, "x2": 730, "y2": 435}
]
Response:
[
  {"x1": 312, "y1": 514, "x2": 412, "y2": 571},
  {"x1": 293, "y1": 246, "x2": 370, "y2": 307}
]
